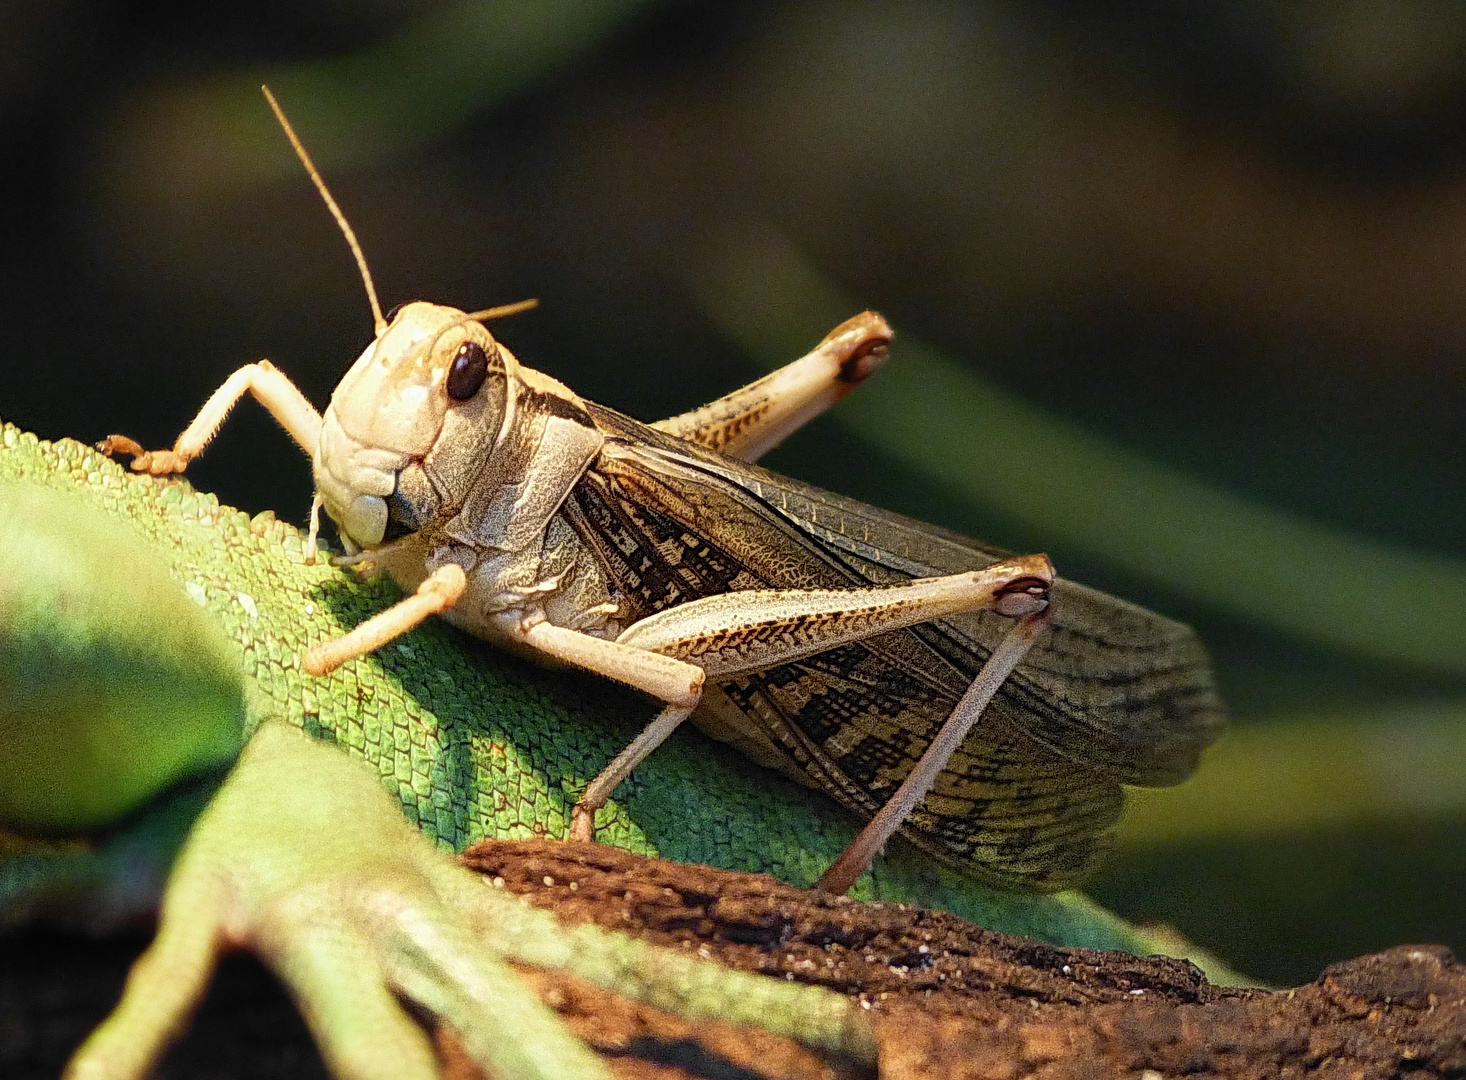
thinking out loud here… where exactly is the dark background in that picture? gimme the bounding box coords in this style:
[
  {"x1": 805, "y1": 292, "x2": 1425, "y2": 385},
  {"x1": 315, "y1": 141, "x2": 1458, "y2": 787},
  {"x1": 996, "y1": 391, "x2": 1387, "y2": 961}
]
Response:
[{"x1": 2, "y1": 0, "x2": 1465, "y2": 986}]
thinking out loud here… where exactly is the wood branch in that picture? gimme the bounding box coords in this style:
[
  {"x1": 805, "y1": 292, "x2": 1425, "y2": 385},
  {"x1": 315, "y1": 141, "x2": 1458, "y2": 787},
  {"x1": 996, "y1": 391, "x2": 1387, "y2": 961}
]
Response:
[{"x1": 456, "y1": 840, "x2": 1466, "y2": 1080}]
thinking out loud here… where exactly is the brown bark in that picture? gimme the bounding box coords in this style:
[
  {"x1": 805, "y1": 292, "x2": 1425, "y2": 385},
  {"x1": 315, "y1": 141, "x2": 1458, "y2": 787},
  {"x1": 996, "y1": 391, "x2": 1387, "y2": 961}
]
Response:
[{"x1": 453, "y1": 840, "x2": 1466, "y2": 1080}]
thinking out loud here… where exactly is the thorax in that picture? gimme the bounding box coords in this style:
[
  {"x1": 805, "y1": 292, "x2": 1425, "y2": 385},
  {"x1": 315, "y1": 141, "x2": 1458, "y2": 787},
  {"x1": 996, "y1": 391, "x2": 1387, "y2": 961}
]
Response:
[{"x1": 376, "y1": 509, "x2": 628, "y2": 654}]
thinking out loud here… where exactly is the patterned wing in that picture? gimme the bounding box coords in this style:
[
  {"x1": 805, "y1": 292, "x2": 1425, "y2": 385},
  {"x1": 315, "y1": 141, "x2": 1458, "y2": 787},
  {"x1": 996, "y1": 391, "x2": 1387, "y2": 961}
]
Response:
[
  {"x1": 583, "y1": 402, "x2": 1225, "y2": 785},
  {"x1": 566, "y1": 403, "x2": 1222, "y2": 888},
  {"x1": 719, "y1": 640, "x2": 1124, "y2": 889}
]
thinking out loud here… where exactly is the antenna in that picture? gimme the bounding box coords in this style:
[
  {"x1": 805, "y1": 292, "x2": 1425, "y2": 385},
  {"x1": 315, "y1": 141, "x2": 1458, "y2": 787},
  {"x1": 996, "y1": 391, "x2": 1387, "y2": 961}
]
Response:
[
  {"x1": 466, "y1": 298, "x2": 539, "y2": 323},
  {"x1": 262, "y1": 86, "x2": 386, "y2": 336}
]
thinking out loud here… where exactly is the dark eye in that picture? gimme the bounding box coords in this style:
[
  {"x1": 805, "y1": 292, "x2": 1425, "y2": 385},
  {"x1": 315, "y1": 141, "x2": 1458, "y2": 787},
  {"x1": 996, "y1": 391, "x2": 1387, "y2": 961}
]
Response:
[
  {"x1": 384, "y1": 302, "x2": 407, "y2": 324},
  {"x1": 445, "y1": 341, "x2": 489, "y2": 401}
]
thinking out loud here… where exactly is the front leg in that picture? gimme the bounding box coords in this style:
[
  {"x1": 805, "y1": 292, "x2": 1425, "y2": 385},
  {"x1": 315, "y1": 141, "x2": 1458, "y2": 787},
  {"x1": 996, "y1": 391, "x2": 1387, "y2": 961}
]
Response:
[
  {"x1": 98, "y1": 359, "x2": 322, "y2": 474},
  {"x1": 304, "y1": 564, "x2": 469, "y2": 676}
]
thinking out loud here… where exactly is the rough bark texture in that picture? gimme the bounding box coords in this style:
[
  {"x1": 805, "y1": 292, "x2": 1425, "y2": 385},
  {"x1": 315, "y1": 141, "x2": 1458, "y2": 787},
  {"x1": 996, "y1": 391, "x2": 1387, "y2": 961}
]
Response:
[
  {"x1": 5, "y1": 840, "x2": 1465, "y2": 1080},
  {"x1": 456, "y1": 840, "x2": 1466, "y2": 1080}
]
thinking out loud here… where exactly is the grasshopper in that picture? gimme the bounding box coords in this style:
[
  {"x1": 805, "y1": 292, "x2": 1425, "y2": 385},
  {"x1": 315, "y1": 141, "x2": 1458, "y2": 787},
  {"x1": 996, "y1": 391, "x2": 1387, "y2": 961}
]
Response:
[{"x1": 101, "y1": 90, "x2": 1224, "y2": 895}]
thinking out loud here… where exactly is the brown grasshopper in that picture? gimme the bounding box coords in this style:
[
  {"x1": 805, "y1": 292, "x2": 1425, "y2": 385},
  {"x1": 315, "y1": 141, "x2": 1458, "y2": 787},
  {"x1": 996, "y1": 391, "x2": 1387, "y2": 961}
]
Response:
[{"x1": 101, "y1": 91, "x2": 1224, "y2": 895}]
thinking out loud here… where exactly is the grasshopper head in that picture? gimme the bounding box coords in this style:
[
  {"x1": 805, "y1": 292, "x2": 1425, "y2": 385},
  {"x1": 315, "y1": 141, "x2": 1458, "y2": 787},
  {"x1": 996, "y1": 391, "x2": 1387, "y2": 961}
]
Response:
[{"x1": 314, "y1": 301, "x2": 517, "y2": 551}]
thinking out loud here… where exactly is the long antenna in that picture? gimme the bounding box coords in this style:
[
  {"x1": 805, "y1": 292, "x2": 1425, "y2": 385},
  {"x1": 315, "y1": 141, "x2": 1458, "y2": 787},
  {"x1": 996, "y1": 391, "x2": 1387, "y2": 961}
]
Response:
[
  {"x1": 466, "y1": 298, "x2": 539, "y2": 323},
  {"x1": 262, "y1": 86, "x2": 386, "y2": 335}
]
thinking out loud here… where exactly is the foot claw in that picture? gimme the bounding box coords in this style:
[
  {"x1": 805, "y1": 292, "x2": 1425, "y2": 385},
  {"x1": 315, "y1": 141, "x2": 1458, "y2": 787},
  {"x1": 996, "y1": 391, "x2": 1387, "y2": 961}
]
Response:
[
  {"x1": 96, "y1": 436, "x2": 189, "y2": 475},
  {"x1": 96, "y1": 434, "x2": 143, "y2": 459}
]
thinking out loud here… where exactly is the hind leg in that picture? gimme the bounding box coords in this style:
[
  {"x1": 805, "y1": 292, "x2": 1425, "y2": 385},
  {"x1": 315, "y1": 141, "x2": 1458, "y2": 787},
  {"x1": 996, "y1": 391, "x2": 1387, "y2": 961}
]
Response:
[{"x1": 653, "y1": 311, "x2": 891, "y2": 462}]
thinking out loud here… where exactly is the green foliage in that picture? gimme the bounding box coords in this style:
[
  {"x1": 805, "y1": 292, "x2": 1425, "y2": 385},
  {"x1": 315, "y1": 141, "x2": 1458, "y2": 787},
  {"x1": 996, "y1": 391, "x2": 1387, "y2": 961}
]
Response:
[{"x1": 0, "y1": 483, "x2": 243, "y2": 831}]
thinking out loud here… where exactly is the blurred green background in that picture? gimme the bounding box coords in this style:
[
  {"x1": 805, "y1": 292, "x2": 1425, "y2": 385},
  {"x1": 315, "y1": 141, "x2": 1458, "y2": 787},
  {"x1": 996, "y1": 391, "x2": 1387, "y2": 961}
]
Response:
[{"x1": 2, "y1": 0, "x2": 1464, "y2": 986}]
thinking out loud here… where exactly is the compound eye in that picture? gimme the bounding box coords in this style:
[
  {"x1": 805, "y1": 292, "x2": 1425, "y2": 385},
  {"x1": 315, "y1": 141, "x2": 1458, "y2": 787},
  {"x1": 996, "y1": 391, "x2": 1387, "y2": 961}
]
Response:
[{"x1": 445, "y1": 341, "x2": 489, "y2": 401}]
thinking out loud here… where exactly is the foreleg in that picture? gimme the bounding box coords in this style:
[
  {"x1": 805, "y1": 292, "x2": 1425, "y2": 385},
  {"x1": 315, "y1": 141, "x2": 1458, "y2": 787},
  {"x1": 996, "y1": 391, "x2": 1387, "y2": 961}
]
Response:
[
  {"x1": 98, "y1": 360, "x2": 321, "y2": 475},
  {"x1": 304, "y1": 565, "x2": 469, "y2": 676}
]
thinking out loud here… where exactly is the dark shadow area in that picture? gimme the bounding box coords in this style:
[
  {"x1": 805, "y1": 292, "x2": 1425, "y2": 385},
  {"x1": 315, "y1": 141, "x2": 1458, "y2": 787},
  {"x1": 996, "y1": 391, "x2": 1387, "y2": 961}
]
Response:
[
  {"x1": 0, "y1": 931, "x2": 326, "y2": 1080},
  {"x1": 1090, "y1": 816, "x2": 1466, "y2": 987}
]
